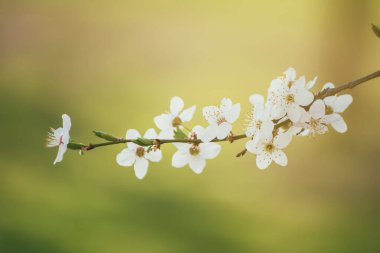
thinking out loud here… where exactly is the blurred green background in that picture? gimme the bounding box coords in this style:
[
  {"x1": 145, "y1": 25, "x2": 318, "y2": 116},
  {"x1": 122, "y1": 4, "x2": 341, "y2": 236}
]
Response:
[{"x1": 1, "y1": 0, "x2": 380, "y2": 252}]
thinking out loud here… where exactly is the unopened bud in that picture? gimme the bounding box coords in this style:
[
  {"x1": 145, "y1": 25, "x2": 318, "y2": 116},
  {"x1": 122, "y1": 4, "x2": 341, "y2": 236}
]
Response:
[
  {"x1": 133, "y1": 138, "x2": 153, "y2": 146},
  {"x1": 67, "y1": 142, "x2": 86, "y2": 150},
  {"x1": 93, "y1": 131, "x2": 120, "y2": 142}
]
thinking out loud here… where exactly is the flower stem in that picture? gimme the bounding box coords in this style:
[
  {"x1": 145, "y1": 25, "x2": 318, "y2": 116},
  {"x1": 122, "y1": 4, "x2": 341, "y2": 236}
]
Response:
[{"x1": 81, "y1": 70, "x2": 380, "y2": 153}]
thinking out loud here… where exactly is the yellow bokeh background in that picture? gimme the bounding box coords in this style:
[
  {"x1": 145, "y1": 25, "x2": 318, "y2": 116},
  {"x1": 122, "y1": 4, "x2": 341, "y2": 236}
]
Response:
[{"x1": 1, "y1": 0, "x2": 380, "y2": 252}]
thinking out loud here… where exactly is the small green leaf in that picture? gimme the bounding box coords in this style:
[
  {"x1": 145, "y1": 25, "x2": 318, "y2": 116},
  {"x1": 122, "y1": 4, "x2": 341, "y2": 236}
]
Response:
[
  {"x1": 133, "y1": 138, "x2": 153, "y2": 146},
  {"x1": 372, "y1": 23, "x2": 380, "y2": 38},
  {"x1": 93, "y1": 131, "x2": 120, "y2": 141},
  {"x1": 174, "y1": 127, "x2": 188, "y2": 139}
]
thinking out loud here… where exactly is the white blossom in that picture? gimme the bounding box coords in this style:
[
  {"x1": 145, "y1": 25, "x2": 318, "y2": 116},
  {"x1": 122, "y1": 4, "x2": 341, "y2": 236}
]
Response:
[
  {"x1": 301, "y1": 99, "x2": 331, "y2": 136},
  {"x1": 322, "y1": 83, "x2": 353, "y2": 133},
  {"x1": 200, "y1": 98, "x2": 240, "y2": 142},
  {"x1": 268, "y1": 67, "x2": 316, "y2": 122},
  {"x1": 154, "y1": 96, "x2": 196, "y2": 139},
  {"x1": 245, "y1": 94, "x2": 274, "y2": 146},
  {"x1": 172, "y1": 126, "x2": 221, "y2": 174},
  {"x1": 116, "y1": 128, "x2": 162, "y2": 179},
  {"x1": 245, "y1": 132, "x2": 291, "y2": 169},
  {"x1": 46, "y1": 114, "x2": 71, "y2": 164}
]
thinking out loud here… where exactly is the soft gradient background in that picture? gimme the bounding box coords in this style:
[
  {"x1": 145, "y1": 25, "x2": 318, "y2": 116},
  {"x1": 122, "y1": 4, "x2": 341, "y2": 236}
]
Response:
[{"x1": 1, "y1": 0, "x2": 380, "y2": 252}]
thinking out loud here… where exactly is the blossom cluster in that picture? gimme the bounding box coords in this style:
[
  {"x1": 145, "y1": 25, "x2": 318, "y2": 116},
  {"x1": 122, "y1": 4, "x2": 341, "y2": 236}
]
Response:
[{"x1": 46, "y1": 68, "x2": 353, "y2": 179}]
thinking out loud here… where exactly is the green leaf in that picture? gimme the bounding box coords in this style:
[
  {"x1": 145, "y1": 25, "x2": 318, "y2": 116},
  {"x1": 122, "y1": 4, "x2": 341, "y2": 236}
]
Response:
[
  {"x1": 93, "y1": 131, "x2": 120, "y2": 141},
  {"x1": 173, "y1": 127, "x2": 188, "y2": 139},
  {"x1": 372, "y1": 23, "x2": 380, "y2": 38}
]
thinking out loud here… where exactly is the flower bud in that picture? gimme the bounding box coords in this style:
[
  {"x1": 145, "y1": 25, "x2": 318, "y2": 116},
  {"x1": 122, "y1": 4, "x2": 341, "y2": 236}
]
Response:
[
  {"x1": 93, "y1": 131, "x2": 120, "y2": 142},
  {"x1": 67, "y1": 142, "x2": 86, "y2": 150},
  {"x1": 133, "y1": 138, "x2": 153, "y2": 146}
]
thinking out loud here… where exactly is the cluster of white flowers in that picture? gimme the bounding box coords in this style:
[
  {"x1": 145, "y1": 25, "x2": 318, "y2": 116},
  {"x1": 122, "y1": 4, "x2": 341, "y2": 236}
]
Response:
[
  {"x1": 245, "y1": 68, "x2": 352, "y2": 169},
  {"x1": 47, "y1": 68, "x2": 354, "y2": 180},
  {"x1": 116, "y1": 96, "x2": 238, "y2": 179}
]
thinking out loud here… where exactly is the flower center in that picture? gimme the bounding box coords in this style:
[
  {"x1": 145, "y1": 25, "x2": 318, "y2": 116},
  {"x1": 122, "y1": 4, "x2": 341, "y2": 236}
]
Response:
[
  {"x1": 217, "y1": 117, "x2": 226, "y2": 125},
  {"x1": 136, "y1": 147, "x2": 145, "y2": 157},
  {"x1": 172, "y1": 116, "x2": 182, "y2": 127},
  {"x1": 285, "y1": 94, "x2": 295, "y2": 103},
  {"x1": 58, "y1": 136, "x2": 63, "y2": 145},
  {"x1": 325, "y1": 106, "x2": 334, "y2": 115},
  {"x1": 309, "y1": 118, "x2": 320, "y2": 129},
  {"x1": 189, "y1": 145, "x2": 200, "y2": 156},
  {"x1": 264, "y1": 143, "x2": 275, "y2": 153}
]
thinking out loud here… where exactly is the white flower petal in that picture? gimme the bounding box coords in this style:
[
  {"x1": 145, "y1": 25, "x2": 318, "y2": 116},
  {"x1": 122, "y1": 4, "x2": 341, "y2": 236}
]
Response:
[
  {"x1": 134, "y1": 157, "x2": 149, "y2": 179},
  {"x1": 331, "y1": 118, "x2": 348, "y2": 133},
  {"x1": 53, "y1": 128, "x2": 63, "y2": 139},
  {"x1": 287, "y1": 104, "x2": 302, "y2": 123},
  {"x1": 200, "y1": 124, "x2": 219, "y2": 143},
  {"x1": 272, "y1": 149, "x2": 288, "y2": 166},
  {"x1": 323, "y1": 96, "x2": 336, "y2": 107},
  {"x1": 321, "y1": 113, "x2": 339, "y2": 124},
  {"x1": 158, "y1": 129, "x2": 174, "y2": 139},
  {"x1": 293, "y1": 76, "x2": 306, "y2": 90},
  {"x1": 145, "y1": 149, "x2": 162, "y2": 162},
  {"x1": 269, "y1": 77, "x2": 286, "y2": 91},
  {"x1": 261, "y1": 121, "x2": 274, "y2": 139},
  {"x1": 310, "y1": 100, "x2": 325, "y2": 119},
  {"x1": 200, "y1": 143, "x2": 221, "y2": 159},
  {"x1": 170, "y1": 96, "x2": 184, "y2": 115},
  {"x1": 62, "y1": 114, "x2": 71, "y2": 133},
  {"x1": 295, "y1": 90, "x2": 314, "y2": 106},
  {"x1": 144, "y1": 128, "x2": 158, "y2": 139},
  {"x1": 189, "y1": 156, "x2": 206, "y2": 174},
  {"x1": 216, "y1": 122, "x2": 232, "y2": 140},
  {"x1": 284, "y1": 67, "x2": 296, "y2": 81},
  {"x1": 225, "y1": 103, "x2": 240, "y2": 123},
  {"x1": 172, "y1": 150, "x2": 190, "y2": 168},
  {"x1": 179, "y1": 105, "x2": 196, "y2": 122},
  {"x1": 250, "y1": 133, "x2": 262, "y2": 148},
  {"x1": 54, "y1": 144, "x2": 67, "y2": 164},
  {"x1": 306, "y1": 76, "x2": 318, "y2": 89},
  {"x1": 256, "y1": 152, "x2": 272, "y2": 170},
  {"x1": 288, "y1": 126, "x2": 302, "y2": 136},
  {"x1": 298, "y1": 107, "x2": 310, "y2": 123},
  {"x1": 245, "y1": 125, "x2": 256, "y2": 137},
  {"x1": 126, "y1": 129, "x2": 141, "y2": 140},
  {"x1": 172, "y1": 143, "x2": 191, "y2": 151},
  {"x1": 334, "y1": 95, "x2": 353, "y2": 113},
  {"x1": 154, "y1": 114, "x2": 173, "y2": 131},
  {"x1": 116, "y1": 148, "x2": 136, "y2": 167},
  {"x1": 249, "y1": 94, "x2": 265, "y2": 106},
  {"x1": 203, "y1": 106, "x2": 219, "y2": 124},
  {"x1": 192, "y1": 125, "x2": 206, "y2": 137},
  {"x1": 220, "y1": 98, "x2": 233, "y2": 115},
  {"x1": 271, "y1": 105, "x2": 287, "y2": 120},
  {"x1": 323, "y1": 114, "x2": 347, "y2": 133},
  {"x1": 273, "y1": 133, "x2": 292, "y2": 149},
  {"x1": 62, "y1": 130, "x2": 70, "y2": 145},
  {"x1": 245, "y1": 140, "x2": 261, "y2": 154}
]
